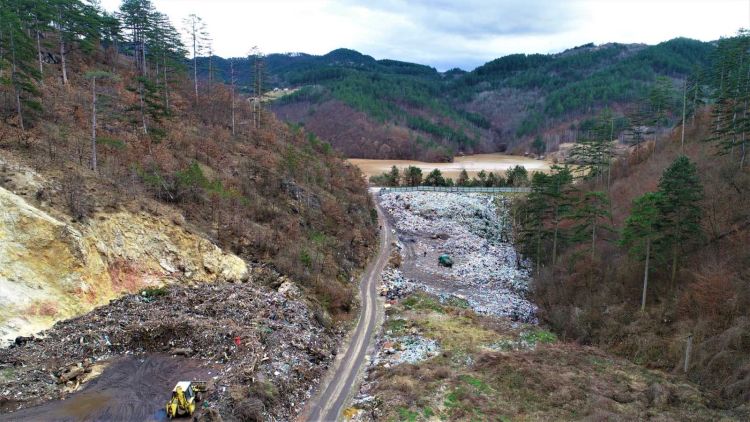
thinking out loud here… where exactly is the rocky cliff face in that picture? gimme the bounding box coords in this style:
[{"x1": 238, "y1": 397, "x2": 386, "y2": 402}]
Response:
[{"x1": 0, "y1": 182, "x2": 248, "y2": 346}]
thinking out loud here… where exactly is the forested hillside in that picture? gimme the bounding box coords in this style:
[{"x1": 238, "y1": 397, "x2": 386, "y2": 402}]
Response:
[
  {"x1": 514, "y1": 30, "x2": 750, "y2": 408},
  {"x1": 0, "y1": 0, "x2": 377, "y2": 316},
  {"x1": 204, "y1": 39, "x2": 714, "y2": 161}
]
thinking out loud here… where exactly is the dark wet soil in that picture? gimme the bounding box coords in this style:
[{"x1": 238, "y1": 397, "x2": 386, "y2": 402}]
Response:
[{"x1": 0, "y1": 354, "x2": 213, "y2": 422}]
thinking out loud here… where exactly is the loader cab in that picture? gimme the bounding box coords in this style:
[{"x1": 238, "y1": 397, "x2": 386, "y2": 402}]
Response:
[{"x1": 173, "y1": 382, "x2": 195, "y2": 402}]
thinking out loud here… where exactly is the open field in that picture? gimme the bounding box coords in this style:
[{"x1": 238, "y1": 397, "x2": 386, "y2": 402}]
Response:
[{"x1": 348, "y1": 153, "x2": 550, "y2": 180}]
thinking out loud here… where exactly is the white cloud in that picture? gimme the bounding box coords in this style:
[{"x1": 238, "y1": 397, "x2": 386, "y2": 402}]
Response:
[{"x1": 99, "y1": 0, "x2": 749, "y2": 70}]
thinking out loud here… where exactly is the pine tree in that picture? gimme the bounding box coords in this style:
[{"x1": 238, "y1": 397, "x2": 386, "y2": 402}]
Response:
[
  {"x1": 518, "y1": 165, "x2": 574, "y2": 270},
  {"x1": 571, "y1": 191, "x2": 611, "y2": 260},
  {"x1": 544, "y1": 165, "x2": 574, "y2": 265},
  {"x1": 519, "y1": 171, "x2": 550, "y2": 273},
  {"x1": 51, "y1": 0, "x2": 102, "y2": 86},
  {"x1": 148, "y1": 12, "x2": 185, "y2": 114},
  {"x1": 119, "y1": 0, "x2": 155, "y2": 76},
  {"x1": 486, "y1": 172, "x2": 500, "y2": 187},
  {"x1": 182, "y1": 13, "x2": 208, "y2": 102},
  {"x1": 621, "y1": 192, "x2": 663, "y2": 311},
  {"x1": 456, "y1": 169, "x2": 470, "y2": 186},
  {"x1": 388, "y1": 165, "x2": 400, "y2": 187},
  {"x1": 424, "y1": 169, "x2": 446, "y2": 186},
  {"x1": 656, "y1": 155, "x2": 703, "y2": 287},
  {"x1": 403, "y1": 166, "x2": 422, "y2": 186},
  {"x1": 506, "y1": 165, "x2": 529, "y2": 187},
  {"x1": 706, "y1": 31, "x2": 750, "y2": 168},
  {"x1": 0, "y1": 0, "x2": 41, "y2": 133},
  {"x1": 626, "y1": 101, "x2": 652, "y2": 149},
  {"x1": 569, "y1": 108, "x2": 615, "y2": 183},
  {"x1": 250, "y1": 46, "x2": 266, "y2": 129},
  {"x1": 86, "y1": 70, "x2": 117, "y2": 172},
  {"x1": 648, "y1": 76, "x2": 675, "y2": 127}
]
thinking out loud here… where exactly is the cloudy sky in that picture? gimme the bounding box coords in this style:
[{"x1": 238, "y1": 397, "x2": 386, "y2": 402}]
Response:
[{"x1": 99, "y1": 0, "x2": 748, "y2": 70}]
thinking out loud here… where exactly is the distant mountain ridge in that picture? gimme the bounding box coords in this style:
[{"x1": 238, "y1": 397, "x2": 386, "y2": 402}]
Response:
[{"x1": 199, "y1": 38, "x2": 714, "y2": 161}]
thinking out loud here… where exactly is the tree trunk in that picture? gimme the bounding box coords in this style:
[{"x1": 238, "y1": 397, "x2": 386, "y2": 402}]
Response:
[
  {"x1": 536, "y1": 229, "x2": 541, "y2": 274},
  {"x1": 671, "y1": 244, "x2": 678, "y2": 289},
  {"x1": 230, "y1": 60, "x2": 236, "y2": 136},
  {"x1": 36, "y1": 29, "x2": 43, "y2": 82},
  {"x1": 591, "y1": 222, "x2": 596, "y2": 260},
  {"x1": 91, "y1": 77, "x2": 97, "y2": 172},
  {"x1": 141, "y1": 40, "x2": 147, "y2": 77},
  {"x1": 552, "y1": 222, "x2": 558, "y2": 266},
  {"x1": 691, "y1": 79, "x2": 698, "y2": 127},
  {"x1": 10, "y1": 27, "x2": 24, "y2": 133},
  {"x1": 192, "y1": 34, "x2": 198, "y2": 101},
  {"x1": 139, "y1": 80, "x2": 148, "y2": 135},
  {"x1": 681, "y1": 79, "x2": 687, "y2": 153},
  {"x1": 60, "y1": 38, "x2": 68, "y2": 85},
  {"x1": 164, "y1": 64, "x2": 170, "y2": 111},
  {"x1": 208, "y1": 55, "x2": 212, "y2": 96},
  {"x1": 641, "y1": 238, "x2": 650, "y2": 312}
]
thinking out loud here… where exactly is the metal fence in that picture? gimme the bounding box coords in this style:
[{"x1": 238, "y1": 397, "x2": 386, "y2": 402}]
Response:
[{"x1": 378, "y1": 186, "x2": 531, "y2": 194}]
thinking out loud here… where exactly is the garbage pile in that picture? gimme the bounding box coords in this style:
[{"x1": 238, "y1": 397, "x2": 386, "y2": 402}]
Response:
[
  {"x1": 379, "y1": 268, "x2": 418, "y2": 300},
  {"x1": 0, "y1": 278, "x2": 338, "y2": 421},
  {"x1": 380, "y1": 192, "x2": 537, "y2": 322},
  {"x1": 373, "y1": 335, "x2": 440, "y2": 367}
]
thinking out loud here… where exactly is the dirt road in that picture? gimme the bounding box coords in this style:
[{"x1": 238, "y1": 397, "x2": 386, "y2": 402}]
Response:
[
  {"x1": 305, "y1": 194, "x2": 392, "y2": 421},
  {"x1": 0, "y1": 355, "x2": 212, "y2": 422}
]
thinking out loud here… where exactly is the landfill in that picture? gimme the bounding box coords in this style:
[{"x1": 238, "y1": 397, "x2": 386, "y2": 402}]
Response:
[
  {"x1": 0, "y1": 274, "x2": 339, "y2": 421},
  {"x1": 379, "y1": 192, "x2": 537, "y2": 322}
]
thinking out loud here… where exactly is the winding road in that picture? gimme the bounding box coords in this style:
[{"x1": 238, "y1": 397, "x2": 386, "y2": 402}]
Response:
[{"x1": 305, "y1": 194, "x2": 392, "y2": 421}]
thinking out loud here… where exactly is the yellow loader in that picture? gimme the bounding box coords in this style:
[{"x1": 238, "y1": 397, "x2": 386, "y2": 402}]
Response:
[{"x1": 165, "y1": 381, "x2": 207, "y2": 419}]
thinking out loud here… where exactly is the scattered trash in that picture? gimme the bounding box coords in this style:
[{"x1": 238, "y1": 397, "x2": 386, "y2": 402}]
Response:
[
  {"x1": 373, "y1": 335, "x2": 440, "y2": 366},
  {"x1": 379, "y1": 192, "x2": 537, "y2": 322},
  {"x1": 0, "y1": 276, "x2": 339, "y2": 421}
]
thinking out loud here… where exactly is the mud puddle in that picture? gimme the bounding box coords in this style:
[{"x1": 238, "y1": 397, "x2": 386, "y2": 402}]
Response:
[{"x1": 0, "y1": 354, "x2": 213, "y2": 422}]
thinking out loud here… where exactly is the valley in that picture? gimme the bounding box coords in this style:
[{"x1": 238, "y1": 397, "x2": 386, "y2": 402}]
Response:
[{"x1": 0, "y1": 0, "x2": 749, "y2": 421}]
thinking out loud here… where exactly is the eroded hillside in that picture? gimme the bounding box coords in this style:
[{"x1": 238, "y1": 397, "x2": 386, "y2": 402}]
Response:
[{"x1": 0, "y1": 158, "x2": 248, "y2": 344}]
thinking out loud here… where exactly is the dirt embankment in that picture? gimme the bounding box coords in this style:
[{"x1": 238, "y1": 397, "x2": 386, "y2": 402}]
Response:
[
  {"x1": 0, "y1": 280, "x2": 338, "y2": 421},
  {"x1": 0, "y1": 159, "x2": 248, "y2": 345}
]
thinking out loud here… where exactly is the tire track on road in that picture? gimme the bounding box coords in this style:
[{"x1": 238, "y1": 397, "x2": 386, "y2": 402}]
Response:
[{"x1": 306, "y1": 194, "x2": 392, "y2": 421}]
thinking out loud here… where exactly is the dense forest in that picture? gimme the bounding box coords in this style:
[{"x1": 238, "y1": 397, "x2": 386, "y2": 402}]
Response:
[
  {"x1": 0, "y1": 0, "x2": 378, "y2": 316},
  {"x1": 513, "y1": 30, "x2": 750, "y2": 407},
  {"x1": 202, "y1": 39, "x2": 714, "y2": 161}
]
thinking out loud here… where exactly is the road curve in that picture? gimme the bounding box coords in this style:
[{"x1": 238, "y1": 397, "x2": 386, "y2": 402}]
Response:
[{"x1": 305, "y1": 193, "x2": 392, "y2": 421}]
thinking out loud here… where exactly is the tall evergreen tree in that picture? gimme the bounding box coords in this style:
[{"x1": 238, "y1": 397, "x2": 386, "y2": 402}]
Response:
[
  {"x1": 182, "y1": 13, "x2": 208, "y2": 102},
  {"x1": 571, "y1": 190, "x2": 611, "y2": 260},
  {"x1": 569, "y1": 108, "x2": 615, "y2": 184},
  {"x1": 706, "y1": 30, "x2": 750, "y2": 168},
  {"x1": 0, "y1": 0, "x2": 41, "y2": 132},
  {"x1": 403, "y1": 166, "x2": 422, "y2": 186},
  {"x1": 456, "y1": 169, "x2": 470, "y2": 186},
  {"x1": 656, "y1": 155, "x2": 703, "y2": 287},
  {"x1": 622, "y1": 192, "x2": 663, "y2": 311},
  {"x1": 51, "y1": 0, "x2": 102, "y2": 85}
]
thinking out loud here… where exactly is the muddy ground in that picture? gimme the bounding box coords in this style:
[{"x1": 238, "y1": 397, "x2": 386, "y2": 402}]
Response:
[{"x1": 0, "y1": 355, "x2": 212, "y2": 421}]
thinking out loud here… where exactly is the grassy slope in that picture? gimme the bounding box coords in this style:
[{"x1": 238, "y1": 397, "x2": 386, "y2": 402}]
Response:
[{"x1": 364, "y1": 292, "x2": 740, "y2": 421}]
